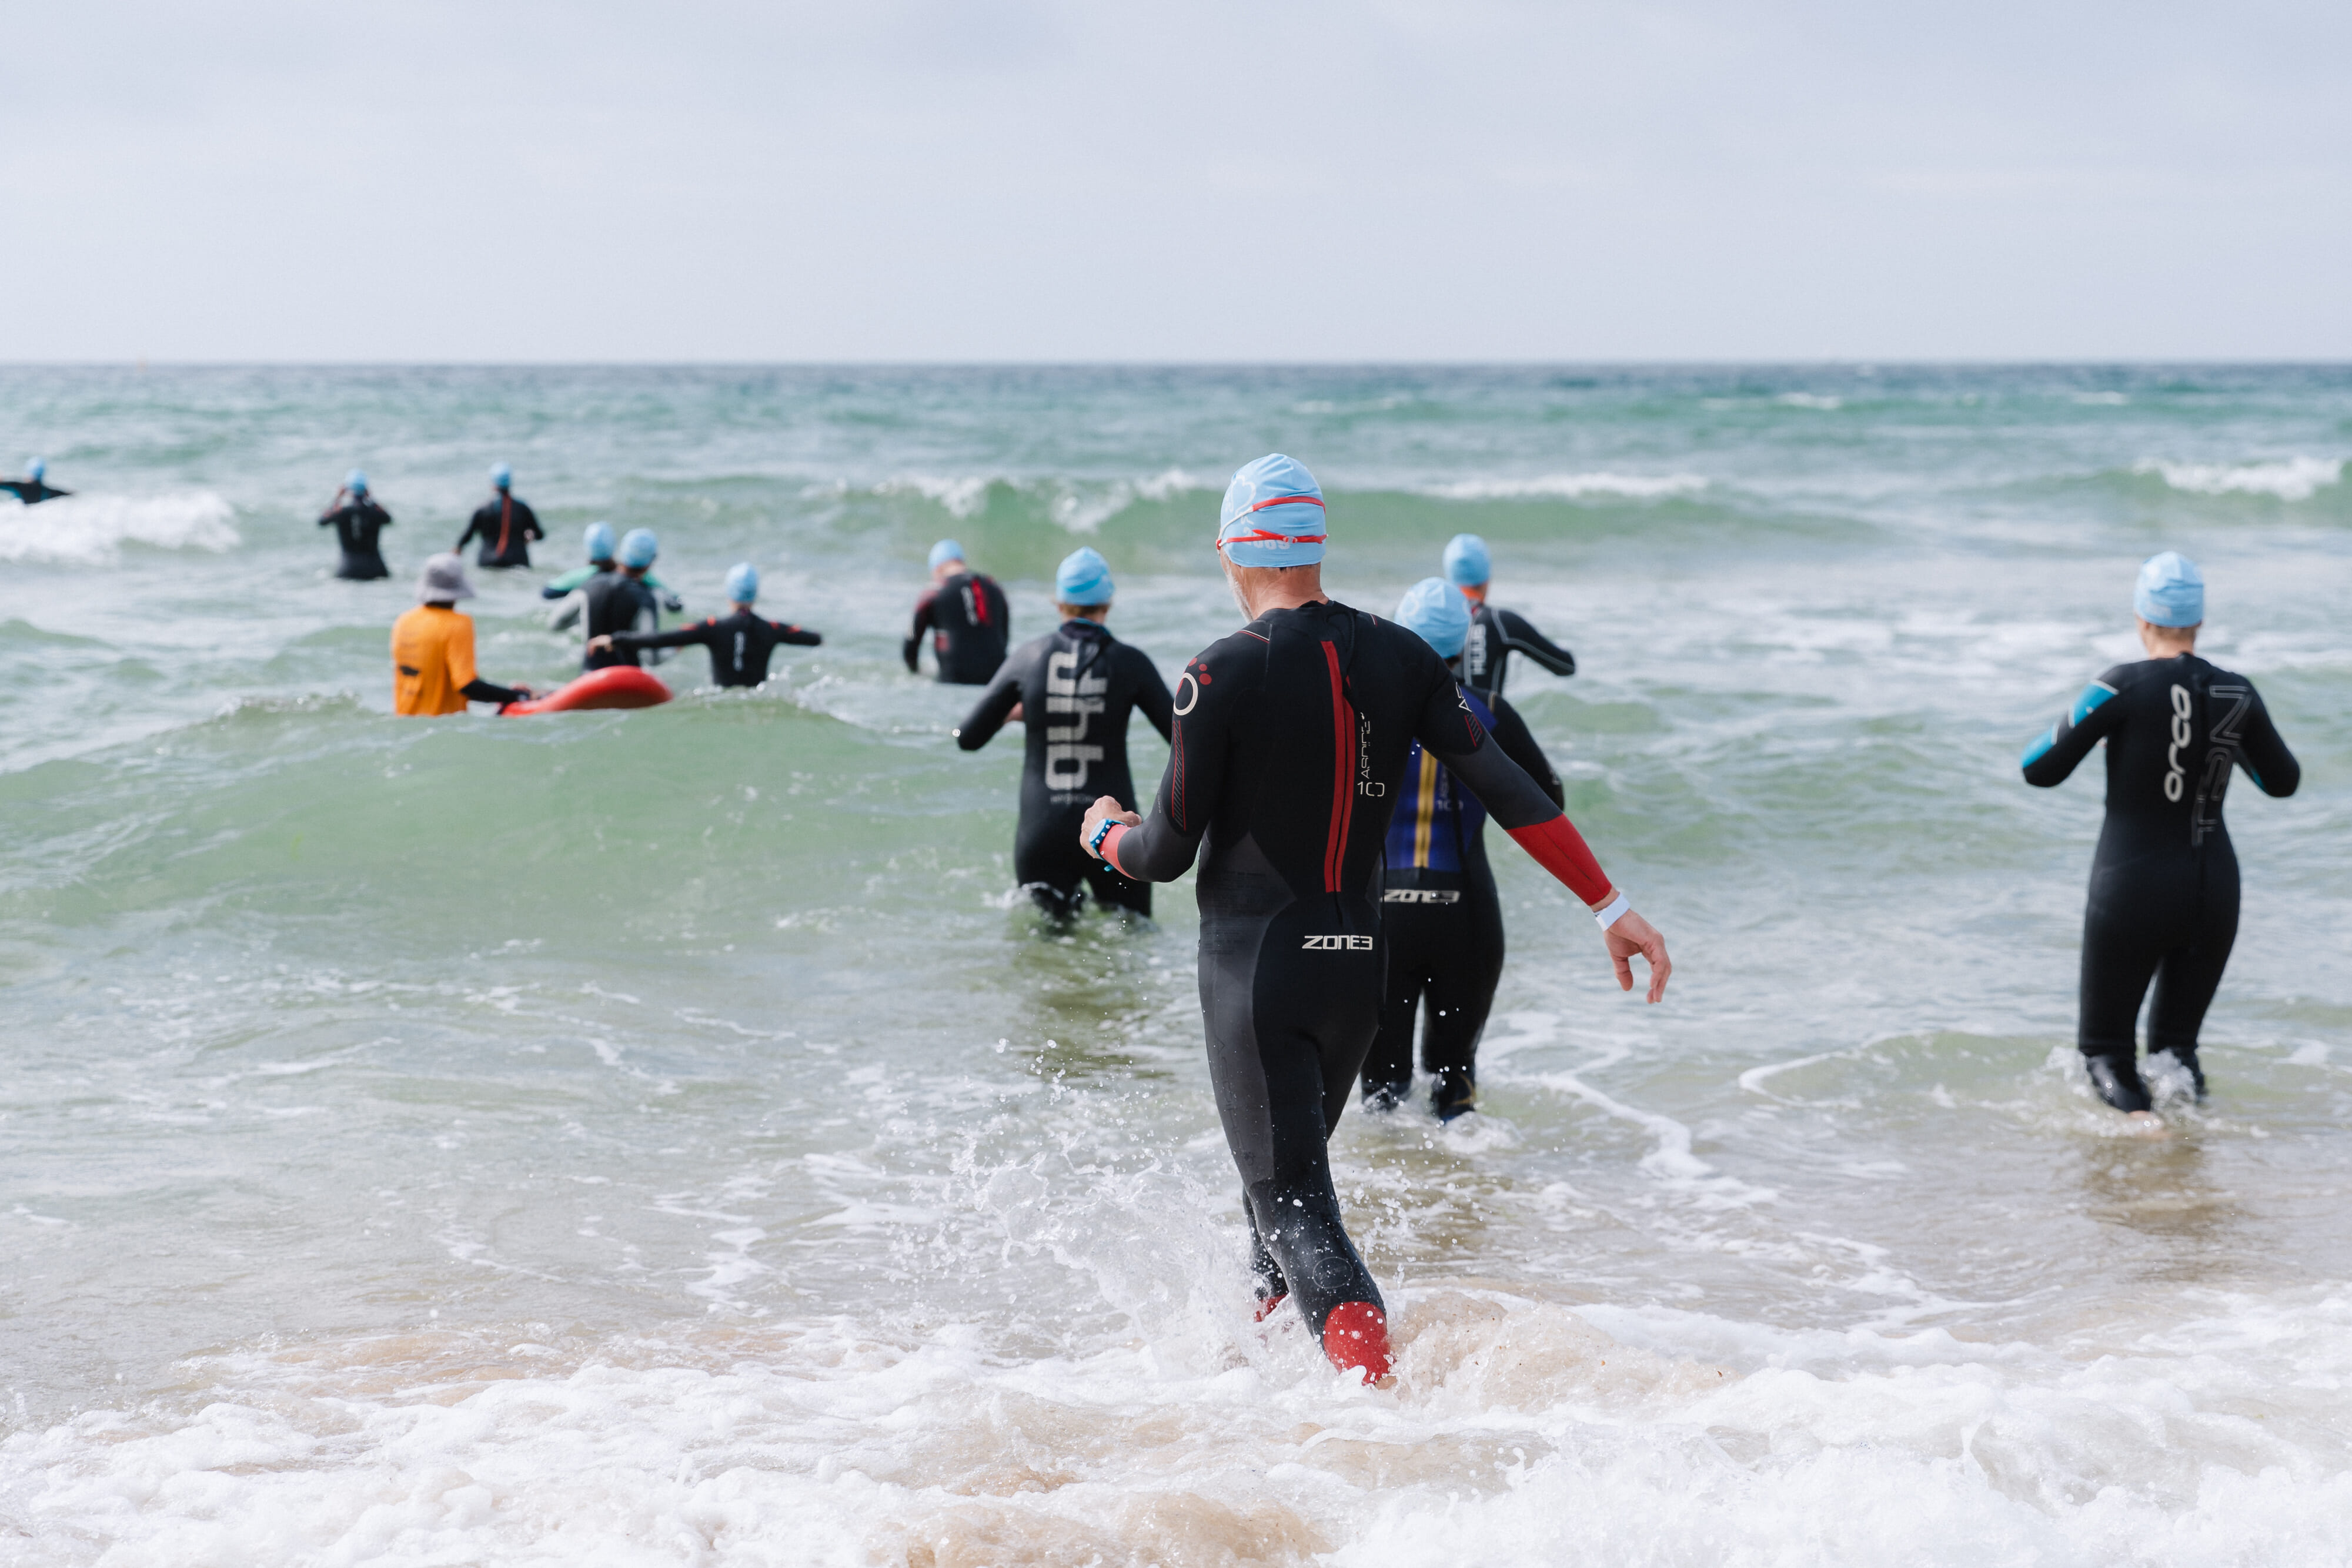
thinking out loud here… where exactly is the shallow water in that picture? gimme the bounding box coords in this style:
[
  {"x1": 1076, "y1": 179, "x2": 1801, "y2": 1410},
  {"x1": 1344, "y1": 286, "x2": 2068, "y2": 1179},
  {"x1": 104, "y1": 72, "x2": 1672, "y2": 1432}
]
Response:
[{"x1": 2, "y1": 365, "x2": 2348, "y2": 1565}]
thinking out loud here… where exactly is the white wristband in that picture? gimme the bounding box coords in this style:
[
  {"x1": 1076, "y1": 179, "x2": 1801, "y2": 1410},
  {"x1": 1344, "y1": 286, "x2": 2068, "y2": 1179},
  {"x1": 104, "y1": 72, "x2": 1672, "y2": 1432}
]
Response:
[{"x1": 1592, "y1": 890, "x2": 1630, "y2": 931}]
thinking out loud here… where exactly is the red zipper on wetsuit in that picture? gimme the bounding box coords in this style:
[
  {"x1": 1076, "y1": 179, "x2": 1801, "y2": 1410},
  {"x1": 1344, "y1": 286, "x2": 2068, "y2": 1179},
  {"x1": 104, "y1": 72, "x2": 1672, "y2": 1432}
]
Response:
[
  {"x1": 1321, "y1": 641, "x2": 1356, "y2": 892},
  {"x1": 496, "y1": 494, "x2": 512, "y2": 559}
]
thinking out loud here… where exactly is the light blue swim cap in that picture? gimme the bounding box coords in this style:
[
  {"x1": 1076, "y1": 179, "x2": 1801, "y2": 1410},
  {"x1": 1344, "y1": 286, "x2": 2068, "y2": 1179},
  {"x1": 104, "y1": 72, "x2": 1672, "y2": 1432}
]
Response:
[
  {"x1": 584, "y1": 521, "x2": 616, "y2": 562},
  {"x1": 725, "y1": 562, "x2": 759, "y2": 604},
  {"x1": 346, "y1": 469, "x2": 368, "y2": 494},
  {"x1": 2134, "y1": 550, "x2": 2204, "y2": 628},
  {"x1": 1443, "y1": 533, "x2": 1491, "y2": 587},
  {"x1": 1396, "y1": 576, "x2": 1471, "y2": 660},
  {"x1": 490, "y1": 462, "x2": 512, "y2": 490},
  {"x1": 26, "y1": 456, "x2": 44, "y2": 482},
  {"x1": 619, "y1": 527, "x2": 659, "y2": 569},
  {"x1": 1218, "y1": 454, "x2": 1327, "y2": 567},
  {"x1": 1055, "y1": 546, "x2": 1114, "y2": 606},
  {"x1": 928, "y1": 539, "x2": 966, "y2": 572}
]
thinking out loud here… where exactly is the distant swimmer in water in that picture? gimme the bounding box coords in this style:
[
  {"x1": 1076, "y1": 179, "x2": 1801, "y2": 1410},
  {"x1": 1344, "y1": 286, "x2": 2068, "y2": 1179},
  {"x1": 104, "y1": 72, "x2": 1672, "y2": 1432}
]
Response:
[
  {"x1": 1362, "y1": 579, "x2": 1568, "y2": 1122},
  {"x1": 2022, "y1": 552, "x2": 2300, "y2": 1114},
  {"x1": 320, "y1": 470, "x2": 393, "y2": 581},
  {"x1": 390, "y1": 554, "x2": 535, "y2": 716},
  {"x1": 956, "y1": 547, "x2": 1172, "y2": 921},
  {"x1": 905, "y1": 539, "x2": 1010, "y2": 685},
  {"x1": 580, "y1": 527, "x2": 668, "y2": 671},
  {"x1": 453, "y1": 463, "x2": 544, "y2": 570},
  {"x1": 1443, "y1": 533, "x2": 1576, "y2": 703},
  {"x1": 1, "y1": 456, "x2": 69, "y2": 504},
  {"x1": 541, "y1": 522, "x2": 679, "y2": 629},
  {"x1": 1080, "y1": 456, "x2": 1671, "y2": 1383},
  {"x1": 589, "y1": 562, "x2": 820, "y2": 687}
]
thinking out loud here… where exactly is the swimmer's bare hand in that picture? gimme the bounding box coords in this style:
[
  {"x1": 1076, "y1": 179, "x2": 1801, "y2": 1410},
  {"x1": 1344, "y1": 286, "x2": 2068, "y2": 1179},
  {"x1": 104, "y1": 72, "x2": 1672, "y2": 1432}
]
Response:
[
  {"x1": 1006, "y1": 702, "x2": 1024, "y2": 723},
  {"x1": 1079, "y1": 795, "x2": 1141, "y2": 860},
  {"x1": 1605, "y1": 910, "x2": 1671, "y2": 1003},
  {"x1": 585, "y1": 634, "x2": 614, "y2": 653}
]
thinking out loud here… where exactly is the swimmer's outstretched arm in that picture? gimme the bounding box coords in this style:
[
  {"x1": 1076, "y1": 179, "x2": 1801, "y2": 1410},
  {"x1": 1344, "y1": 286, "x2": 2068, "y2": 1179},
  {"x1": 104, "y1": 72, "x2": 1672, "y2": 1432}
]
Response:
[
  {"x1": 1496, "y1": 609, "x2": 1575, "y2": 678},
  {"x1": 954, "y1": 649, "x2": 1032, "y2": 751},
  {"x1": 2022, "y1": 673, "x2": 2124, "y2": 787}
]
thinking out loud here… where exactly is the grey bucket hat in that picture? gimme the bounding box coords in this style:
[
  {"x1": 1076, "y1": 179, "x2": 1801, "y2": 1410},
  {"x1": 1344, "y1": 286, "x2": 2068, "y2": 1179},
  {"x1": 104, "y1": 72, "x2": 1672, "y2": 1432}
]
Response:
[{"x1": 417, "y1": 552, "x2": 476, "y2": 603}]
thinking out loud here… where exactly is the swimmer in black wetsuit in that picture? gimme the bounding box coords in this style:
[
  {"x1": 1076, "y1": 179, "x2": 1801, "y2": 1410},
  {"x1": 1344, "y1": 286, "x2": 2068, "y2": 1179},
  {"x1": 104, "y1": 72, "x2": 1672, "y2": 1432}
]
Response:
[
  {"x1": 591, "y1": 562, "x2": 820, "y2": 686},
  {"x1": 580, "y1": 527, "x2": 665, "y2": 671},
  {"x1": 2022, "y1": 552, "x2": 2300, "y2": 1114},
  {"x1": 453, "y1": 463, "x2": 544, "y2": 570},
  {"x1": 1, "y1": 456, "x2": 69, "y2": 504},
  {"x1": 956, "y1": 547, "x2": 1172, "y2": 921},
  {"x1": 320, "y1": 469, "x2": 393, "y2": 581},
  {"x1": 1443, "y1": 533, "x2": 1576, "y2": 703},
  {"x1": 1080, "y1": 456, "x2": 1671, "y2": 1382},
  {"x1": 906, "y1": 539, "x2": 1011, "y2": 684},
  {"x1": 1362, "y1": 579, "x2": 1568, "y2": 1122}
]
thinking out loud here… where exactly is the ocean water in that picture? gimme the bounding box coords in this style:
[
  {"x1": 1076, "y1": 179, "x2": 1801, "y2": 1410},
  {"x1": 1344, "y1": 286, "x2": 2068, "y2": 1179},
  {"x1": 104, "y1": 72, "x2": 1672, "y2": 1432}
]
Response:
[{"x1": 1, "y1": 365, "x2": 2347, "y2": 1566}]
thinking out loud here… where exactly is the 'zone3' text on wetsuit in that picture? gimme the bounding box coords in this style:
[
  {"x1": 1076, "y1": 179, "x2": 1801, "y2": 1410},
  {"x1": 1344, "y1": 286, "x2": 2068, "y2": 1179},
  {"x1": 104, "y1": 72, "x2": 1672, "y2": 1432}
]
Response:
[
  {"x1": 1462, "y1": 599, "x2": 1575, "y2": 703},
  {"x1": 957, "y1": 617, "x2": 1173, "y2": 919},
  {"x1": 581, "y1": 573, "x2": 662, "y2": 670},
  {"x1": 456, "y1": 492, "x2": 544, "y2": 569},
  {"x1": 610, "y1": 610, "x2": 820, "y2": 688},
  {"x1": 2023, "y1": 653, "x2": 2298, "y2": 1109},
  {"x1": 905, "y1": 571, "x2": 1011, "y2": 685},
  {"x1": 1095, "y1": 599, "x2": 1612, "y2": 1356},
  {"x1": 1365, "y1": 688, "x2": 1564, "y2": 1119},
  {"x1": 320, "y1": 495, "x2": 393, "y2": 580}
]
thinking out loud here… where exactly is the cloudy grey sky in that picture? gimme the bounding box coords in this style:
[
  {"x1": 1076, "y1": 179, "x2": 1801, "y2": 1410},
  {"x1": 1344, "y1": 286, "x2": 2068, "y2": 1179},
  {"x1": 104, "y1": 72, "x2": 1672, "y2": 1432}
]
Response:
[{"x1": 6, "y1": 1, "x2": 2348, "y2": 361}]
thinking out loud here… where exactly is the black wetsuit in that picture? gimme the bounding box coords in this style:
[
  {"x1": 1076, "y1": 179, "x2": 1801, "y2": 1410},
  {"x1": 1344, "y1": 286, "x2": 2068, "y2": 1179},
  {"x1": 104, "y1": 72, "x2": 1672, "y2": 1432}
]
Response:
[
  {"x1": 320, "y1": 497, "x2": 393, "y2": 581},
  {"x1": 1461, "y1": 599, "x2": 1575, "y2": 703},
  {"x1": 957, "y1": 618, "x2": 1173, "y2": 920},
  {"x1": 905, "y1": 571, "x2": 1011, "y2": 685},
  {"x1": 0, "y1": 479, "x2": 69, "y2": 504},
  {"x1": 613, "y1": 609, "x2": 820, "y2": 687},
  {"x1": 1364, "y1": 689, "x2": 1564, "y2": 1119},
  {"x1": 455, "y1": 493, "x2": 544, "y2": 569},
  {"x1": 1098, "y1": 599, "x2": 1608, "y2": 1340},
  {"x1": 582, "y1": 572, "x2": 661, "y2": 670},
  {"x1": 2023, "y1": 653, "x2": 2299, "y2": 1108}
]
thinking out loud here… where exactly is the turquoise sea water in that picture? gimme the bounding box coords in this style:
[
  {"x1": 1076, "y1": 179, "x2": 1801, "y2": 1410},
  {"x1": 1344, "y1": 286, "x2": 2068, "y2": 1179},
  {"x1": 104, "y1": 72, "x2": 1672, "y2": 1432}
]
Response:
[{"x1": 2, "y1": 365, "x2": 2348, "y2": 1564}]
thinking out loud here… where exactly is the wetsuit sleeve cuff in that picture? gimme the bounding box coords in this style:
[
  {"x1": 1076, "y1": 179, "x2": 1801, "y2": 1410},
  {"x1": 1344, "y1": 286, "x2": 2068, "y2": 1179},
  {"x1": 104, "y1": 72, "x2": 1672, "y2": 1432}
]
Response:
[
  {"x1": 1504, "y1": 814, "x2": 1612, "y2": 907},
  {"x1": 1099, "y1": 822, "x2": 1133, "y2": 878}
]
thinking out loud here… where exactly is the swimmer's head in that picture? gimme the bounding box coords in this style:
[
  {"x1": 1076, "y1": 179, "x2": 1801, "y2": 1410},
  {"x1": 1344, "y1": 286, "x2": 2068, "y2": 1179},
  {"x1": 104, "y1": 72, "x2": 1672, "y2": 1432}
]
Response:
[
  {"x1": 346, "y1": 469, "x2": 369, "y2": 496},
  {"x1": 619, "y1": 527, "x2": 659, "y2": 570},
  {"x1": 1443, "y1": 533, "x2": 1491, "y2": 590},
  {"x1": 584, "y1": 521, "x2": 616, "y2": 564},
  {"x1": 1218, "y1": 454, "x2": 1327, "y2": 568},
  {"x1": 928, "y1": 539, "x2": 966, "y2": 578},
  {"x1": 416, "y1": 551, "x2": 475, "y2": 605},
  {"x1": 1396, "y1": 577, "x2": 1471, "y2": 660},
  {"x1": 724, "y1": 562, "x2": 759, "y2": 605},
  {"x1": 490, "y1": 462, "x2": 512, "y2": 491},
  {"x1": 25, "y1": 457, "x2": 44, "y2": 482},
  {"x1": 2135, "y1": 551, "x2": 2203, "y2": 629},
  {"x1": 1055, "y1": 547, "x2": 1114, "y2": 610}
]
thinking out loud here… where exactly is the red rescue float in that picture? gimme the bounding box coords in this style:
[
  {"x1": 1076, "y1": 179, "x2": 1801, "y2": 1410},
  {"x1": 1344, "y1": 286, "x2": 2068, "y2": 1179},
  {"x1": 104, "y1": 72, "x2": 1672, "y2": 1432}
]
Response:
[{"x1": 502, "y1": 665, "x2": 672, "y2": 716}]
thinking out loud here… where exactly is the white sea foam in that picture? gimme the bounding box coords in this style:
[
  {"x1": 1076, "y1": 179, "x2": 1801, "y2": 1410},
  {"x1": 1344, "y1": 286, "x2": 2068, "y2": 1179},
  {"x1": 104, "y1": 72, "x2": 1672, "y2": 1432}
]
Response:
[
  {"x1": 1426, "y1": 472, "x2": 1708, "y2": 502},
  {"x1": 2138, "y1": 456, "x2": 2344, "y2": 500},
  {"x1": 0, "y1": 492, "x2": 239, "y2": 564},
  {"x1": 1776, "y1": 392, "x2": 1845, "y2": 410}
]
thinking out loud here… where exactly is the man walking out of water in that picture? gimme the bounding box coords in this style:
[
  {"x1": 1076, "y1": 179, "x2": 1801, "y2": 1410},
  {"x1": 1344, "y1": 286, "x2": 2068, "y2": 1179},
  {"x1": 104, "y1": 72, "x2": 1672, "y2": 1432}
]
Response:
[
  {"x1": 1, "y1": 456, "x2": 69, "y2": 504},
  {"x1": 580, "y1": 528, "x2": 666, "y2": 671},
  {"x1": 1080, "y1": 456, "x2": 1671, "y2": 1382},
  {"x1": 2022, "y1": 552, "x2": 2299, "y2": 1114},
  {"x1": 321, "y1": 470, "x2": 393, "y2": 581},
  {"x1": 590, "y1": 563, "x2": 821, "y2": 687},
  {"x1": 957, "y1": 547, "x2": 1171, "y2": 920},
  {"x1": 905, "y1": 539, "x2": 1010, "y2": 684},
  {"x1": 454, "y1": 463, "x2": 543, "y2": 570},
  {"x1": 390, "y1": 554, "x2": 534, "y2": 715},
  {"x1": 1362, "y1": 579, "x2": 1566, "y2": 1122},
  {"x1": 1444, "y1": 533, "x2": 1577, "y2": 703}
]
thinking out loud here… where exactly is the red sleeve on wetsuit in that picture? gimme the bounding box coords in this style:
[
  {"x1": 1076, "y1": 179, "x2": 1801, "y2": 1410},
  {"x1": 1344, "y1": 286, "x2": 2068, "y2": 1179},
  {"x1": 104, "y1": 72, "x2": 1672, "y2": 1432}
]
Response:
[{"x1": 1505, "y1": 815, "x2": 1613, "y2": 907}]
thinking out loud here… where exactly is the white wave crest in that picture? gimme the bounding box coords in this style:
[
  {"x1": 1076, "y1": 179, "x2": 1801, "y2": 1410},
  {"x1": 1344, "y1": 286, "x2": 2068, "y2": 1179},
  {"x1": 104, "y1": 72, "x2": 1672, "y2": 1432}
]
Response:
[
  {"x1": 0, "y1": 491, "x2": 240, "y2": 564},
  {"x1": 1776, "y1": 392, "x2": 1843, "y2": 410},
  {"x1": 873, "y1": 475, "x2": 995, "y2": 519},
  {"x1": 1429, "y1": 472, "x2": 1709, "y2": 502},
  {"x1": 870, "y1": 470, "x2": 1209, "y2": 533},
  {"x1": 2137, "y1": 456, "x2": 2343, "y2": 501}
]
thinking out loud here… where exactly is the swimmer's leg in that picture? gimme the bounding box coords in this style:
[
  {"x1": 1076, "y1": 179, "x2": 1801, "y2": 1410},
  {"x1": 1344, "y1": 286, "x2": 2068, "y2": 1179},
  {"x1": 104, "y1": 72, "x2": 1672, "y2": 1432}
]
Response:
[
  {"x1": 2146, "y1": 855, "x2": 2239, "y2": 1099},
  {"x1": 1419, "y1": 882, "x2": 1505, "y2": 1121},
  {"x1": 1361, "y1": 907, "x2": 1426, "y2": 1108},
  {"x1": 1013, "y1": 818, "x2": 1087, "y2": 922},
  {"x1": 2077, "y1": 877, "x2": 2169, "y2": 1111}
]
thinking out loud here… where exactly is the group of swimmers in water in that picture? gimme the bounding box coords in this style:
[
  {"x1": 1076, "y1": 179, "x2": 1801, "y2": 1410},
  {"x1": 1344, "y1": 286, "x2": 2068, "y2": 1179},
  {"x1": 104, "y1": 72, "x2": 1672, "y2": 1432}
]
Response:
[{"x1": 350, "y1": 450, "x2": 2297, "y2": 1385}]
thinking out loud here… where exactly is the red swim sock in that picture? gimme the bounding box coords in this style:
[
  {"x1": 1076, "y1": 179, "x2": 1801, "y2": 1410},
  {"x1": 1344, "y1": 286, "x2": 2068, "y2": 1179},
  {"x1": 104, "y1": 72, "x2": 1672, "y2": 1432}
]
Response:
[
  {"x1": 1253, "y1": 1292, "x2": 1288, "y2": 1323},
  {"x1": 1321, "y1": 1301, "x2": 1391, "y2": 1382}
]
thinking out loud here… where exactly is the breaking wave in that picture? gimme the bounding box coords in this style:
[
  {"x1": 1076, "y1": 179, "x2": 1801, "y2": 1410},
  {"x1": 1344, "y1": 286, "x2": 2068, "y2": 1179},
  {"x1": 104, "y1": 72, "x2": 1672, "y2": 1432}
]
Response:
[
  {"x1": 2136, "y1": 456, "x2": 2343, "y2": 502},
  {"x1": 0, "y1": 491, "x2": 240, "y2": 564}
]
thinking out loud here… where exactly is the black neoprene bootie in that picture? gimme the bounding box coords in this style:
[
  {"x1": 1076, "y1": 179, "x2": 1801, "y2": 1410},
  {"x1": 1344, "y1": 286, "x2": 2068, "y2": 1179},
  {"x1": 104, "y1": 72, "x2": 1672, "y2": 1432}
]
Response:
[
  {"x1": 2084, "y1": 1051, "x2": 2153, "y2": 1113},
  {"x1": 1361, "y1": 1079, "x2": 1411, "y2": 1112},
  {"x1": 2154, "y1": 1047, "x2": 2208, "y2": 1099},
  {"x1": 1431, "y1": 1069, "x2": 1476, "y2": 1122}
]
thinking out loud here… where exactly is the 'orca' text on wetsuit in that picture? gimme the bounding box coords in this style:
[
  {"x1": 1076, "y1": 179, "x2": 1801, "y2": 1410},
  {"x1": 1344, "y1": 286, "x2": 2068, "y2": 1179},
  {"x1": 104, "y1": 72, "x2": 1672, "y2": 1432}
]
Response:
[
  {"x1": 905, "y1": 571, "x2": 1011, "y2": 685},
  {"x1": 2023, "y1": 653, "x2": 2298, "y2": 1106},
  {"x1": 1461, "y1": 599, "x2": 1574, "y2": 703},
  {"x1": 1097, "y1": 600, "x2": 1612, "y2": 1344},
  {"x1": 1365, "y1": 688, "x2": 1563, "y2": 1118},
  {"x1": 612, "y1": 610, "x2": 820, "y2": 688},
  {"x1": 958, "y1": 618, "x2": 1172, "y2": 918}
]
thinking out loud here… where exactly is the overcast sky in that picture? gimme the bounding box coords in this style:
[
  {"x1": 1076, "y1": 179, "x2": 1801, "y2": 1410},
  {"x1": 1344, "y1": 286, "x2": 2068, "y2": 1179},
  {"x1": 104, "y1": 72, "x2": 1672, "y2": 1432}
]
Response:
[{"x1": 6, "y1": 1, "x2": 2348, "y2": 361}]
